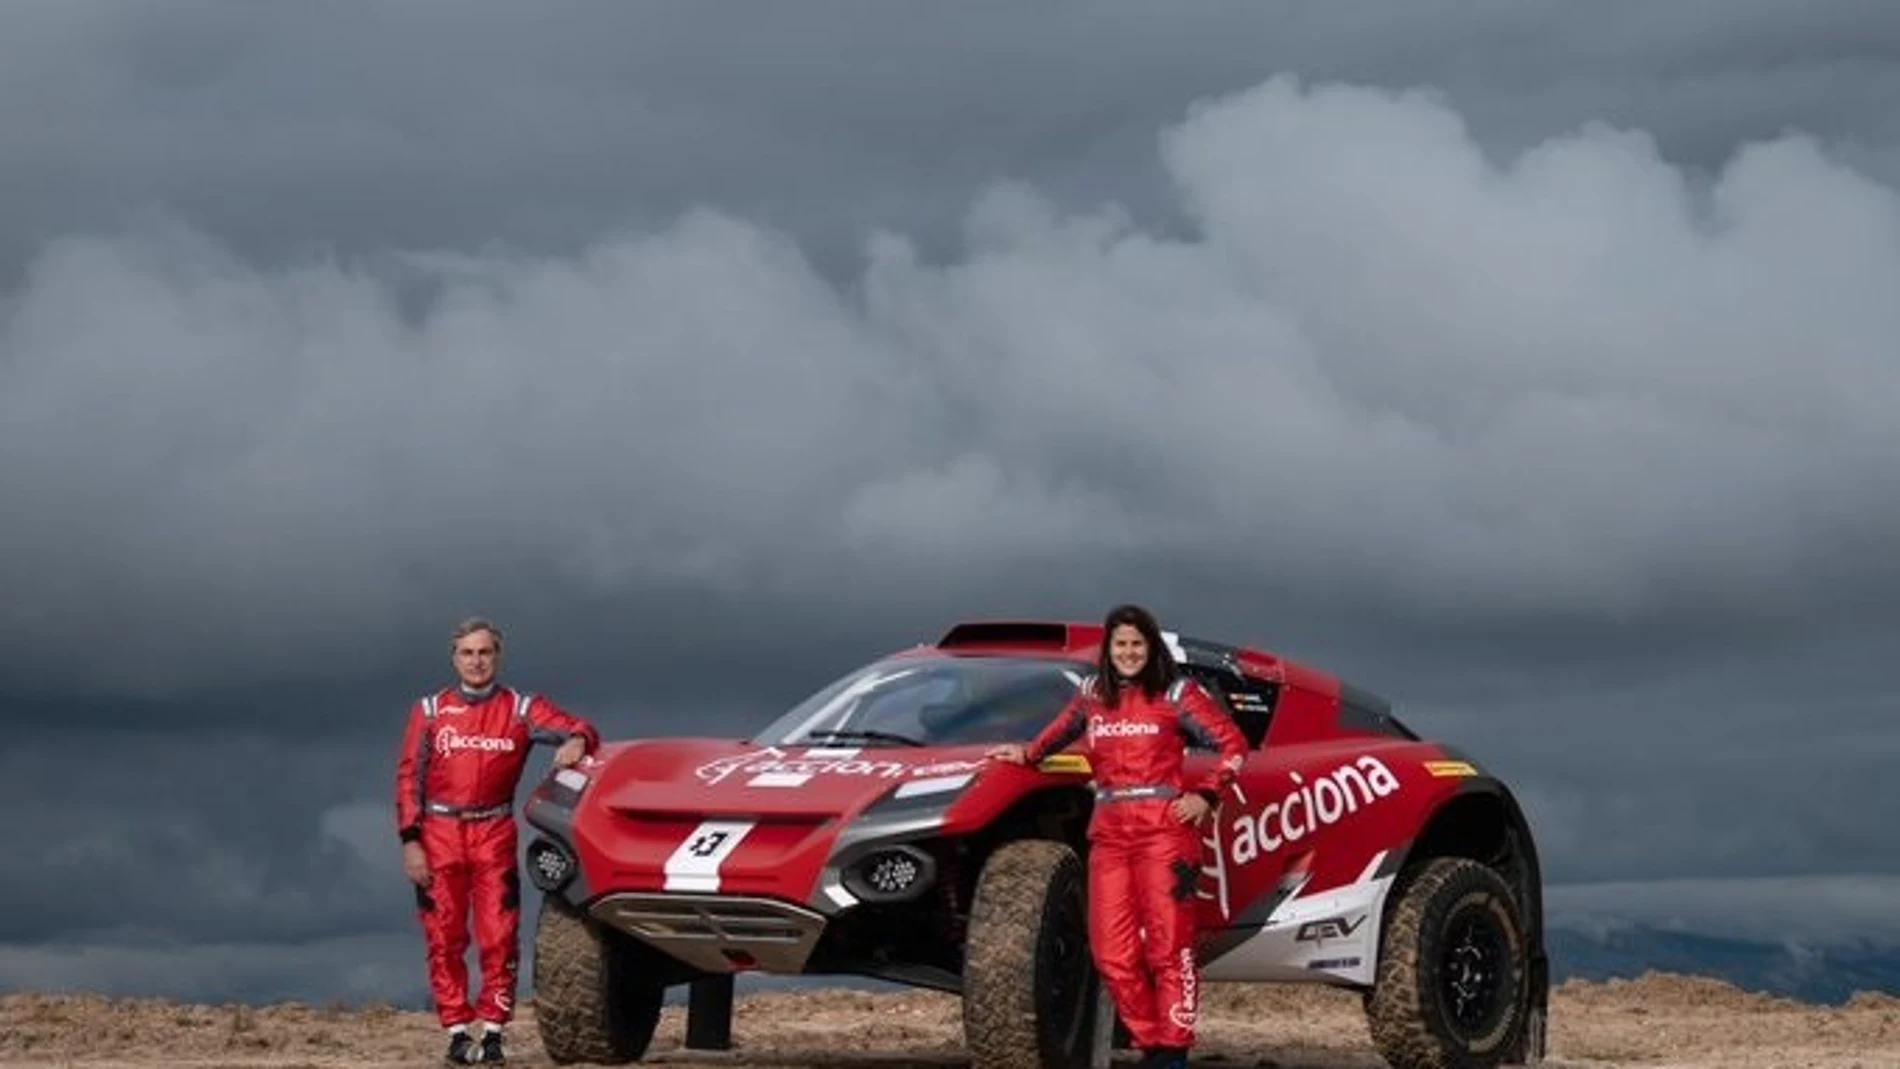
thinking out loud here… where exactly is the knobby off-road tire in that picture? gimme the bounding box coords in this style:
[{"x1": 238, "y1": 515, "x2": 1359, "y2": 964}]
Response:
[
  {"x1": 533, "y1": 896, "x2": 662, "y2": 1064},
  {"x1": 963, "y1": 838, "x2": 1100, "y2": 1069},
  {"x1": 1366, "y1": 856, "x2": 1530, "y2": 1069}
]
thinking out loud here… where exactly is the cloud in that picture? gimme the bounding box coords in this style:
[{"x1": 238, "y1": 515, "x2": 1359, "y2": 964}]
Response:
[
  {"x1": 5, "y1": 1, "x2": 1900, "y2": 288},
  {"x1": 0, "y1": 732, "x2": 417, "y2": 945},
  {"x1": 3, "y1": 74, "x2": 1897, "y2": 704}
]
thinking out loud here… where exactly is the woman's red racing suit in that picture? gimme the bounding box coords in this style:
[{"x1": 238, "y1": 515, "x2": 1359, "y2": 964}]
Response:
[{"x1": 1021, "y1": 673, "x2": 1249, "y2": 1054}]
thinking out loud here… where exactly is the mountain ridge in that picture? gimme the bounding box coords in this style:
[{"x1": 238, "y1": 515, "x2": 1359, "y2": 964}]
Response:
[{"x1": 1545, "y1": 920, "x2": 1900, "y2": 1005}]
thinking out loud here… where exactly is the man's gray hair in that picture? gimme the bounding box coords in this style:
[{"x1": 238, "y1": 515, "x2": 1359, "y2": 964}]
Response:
[{"x1": 450, "y1": 616, "x2": 503, "y2": 648}]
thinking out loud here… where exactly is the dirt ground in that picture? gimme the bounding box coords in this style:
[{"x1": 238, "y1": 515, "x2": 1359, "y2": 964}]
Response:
[{"x1": 3, "y1": 972, "x2": 1897, "y2": 1069}]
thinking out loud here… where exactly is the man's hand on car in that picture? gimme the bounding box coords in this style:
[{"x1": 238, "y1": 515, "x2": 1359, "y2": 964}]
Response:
[
  {"x1": 985, "y1": 743, "x2": 1027, "y2": 765},
  {"x1": 553, "y1": 736, "x2": 587, "y2": 768}
]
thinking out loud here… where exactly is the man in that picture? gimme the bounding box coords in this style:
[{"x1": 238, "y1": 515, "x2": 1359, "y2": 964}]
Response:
[{"x1": 395, "y1": 617, "x2": 601, "y2": 1065}]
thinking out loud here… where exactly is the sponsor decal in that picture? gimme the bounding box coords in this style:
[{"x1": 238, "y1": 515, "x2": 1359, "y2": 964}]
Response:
[
  {"x1": 1167, "y1": 945, "x2": 1198, "y2": 1030},
  {"x1": 1424, "y1": 759, "x2": 1477, "y2": 777},
  {"x1": 1224, "y1": 756, "x2": 1401, "y2": 864},
  {"x1": 1296, "y1": 914, "x2": 1368, "y2": 942},
  {"x1": 1227, "y1": 691, "x2": 1272, "y2": 712},
  {"x1": 1037, "y1": 753, "x2": 1092, "y2": 775},
  {"x1": 1089, "y1": 716, "x2": 1161, "y2": 739},
  {"x1": 694, "y1": 747, "x2": 983, "y2": 789},
  {"x1": 434, "y1": 726, "x2": 518, "y2": 758},
  {"x1": 907, "y1": 759, "x2": 986, "y2": 778},
  {"x1": 1307, "y1": 956, "x2": 1362, "y2": 970}
]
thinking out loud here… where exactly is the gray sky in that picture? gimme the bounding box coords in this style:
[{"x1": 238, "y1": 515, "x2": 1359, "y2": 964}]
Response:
[{"x1": 4, "y1": 0, "x2": 1900, "y2": 1005}]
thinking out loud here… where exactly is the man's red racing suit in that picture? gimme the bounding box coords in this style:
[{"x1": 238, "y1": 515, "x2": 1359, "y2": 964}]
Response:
[
  {"x1": 395, "y1": 683, "x2": 600, "y2": 1030},
  {"x1": 1022, "y1": 674, "x2": 1248, "y2": 1054}
]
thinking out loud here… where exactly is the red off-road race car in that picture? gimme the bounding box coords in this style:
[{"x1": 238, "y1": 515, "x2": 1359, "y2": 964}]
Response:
[{"x1": 522, "y1": 620, "x2": 1549, "y2": 1069}]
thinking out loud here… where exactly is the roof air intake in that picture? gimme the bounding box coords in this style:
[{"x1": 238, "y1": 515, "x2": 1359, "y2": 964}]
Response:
[{"x1": 936, "y1": 621, "x2": 1071, "y2": 650}]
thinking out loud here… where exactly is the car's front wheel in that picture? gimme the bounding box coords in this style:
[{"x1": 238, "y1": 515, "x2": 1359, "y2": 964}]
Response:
[
  {"x1": 532, "y1": 895, "x2": 663, "y2": 1064},
  {"x1": 962, "y1": 838, "x2": 1102, "y2": 1069},
  {"x1": 1365, "y1": 856, "x2": 1530, "y2": 1069}
]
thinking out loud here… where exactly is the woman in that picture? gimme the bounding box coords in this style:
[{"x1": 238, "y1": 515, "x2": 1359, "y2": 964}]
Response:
[{"x1": 987, "y1": 604, "x2": 1249, "y2": 1069}]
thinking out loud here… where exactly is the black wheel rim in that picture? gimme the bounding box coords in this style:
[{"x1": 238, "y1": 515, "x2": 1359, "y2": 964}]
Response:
[{"x1": 1438, "y1": 899, "x2": 1510, "y2": 1041}]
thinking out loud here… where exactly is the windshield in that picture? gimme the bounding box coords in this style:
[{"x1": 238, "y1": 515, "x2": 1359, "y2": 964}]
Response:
[{"x1": 751, "y1": 654, "x2": 1087, "y2": 747}]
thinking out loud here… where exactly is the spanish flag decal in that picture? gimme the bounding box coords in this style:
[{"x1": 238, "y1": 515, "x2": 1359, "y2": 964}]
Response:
[{"x1": 1424, "y1": 759, "x2": 1478, "y2": 778}]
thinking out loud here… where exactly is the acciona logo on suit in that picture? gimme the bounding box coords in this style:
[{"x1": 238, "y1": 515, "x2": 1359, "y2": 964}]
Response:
[
  {"x1": 1088, "y1": 717, "x2": 1161, "y2": 739},
  {"x1": 435, "y1": 726, "x2": 518, "y2": 758}
]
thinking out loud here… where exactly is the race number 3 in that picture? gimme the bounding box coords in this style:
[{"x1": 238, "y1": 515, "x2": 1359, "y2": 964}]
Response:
[
  {"x1": 686, "y1": 829, "x2": 730, "y2": 858},
  {"x1": 664, "y1": 820, "x2": 754, "y2": 892}
]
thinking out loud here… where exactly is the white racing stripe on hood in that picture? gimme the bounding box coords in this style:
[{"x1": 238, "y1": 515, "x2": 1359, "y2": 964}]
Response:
[
  {"x1": 663, "y1": 820, "x2": 756, "y2": 892},
  {"x1": 894, "y1": 772, "x2": 976, "y2": 798},
  {"x1": 747, "y1": 771, "x2": 813, "y2": 787}
]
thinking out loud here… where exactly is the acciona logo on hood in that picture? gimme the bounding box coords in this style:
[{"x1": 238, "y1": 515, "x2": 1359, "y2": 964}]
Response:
[
  {"x1": 1224, "y1": 756, "x2": 1401, "y2": 865},
  {"x1": 435, "y1": 726, "x2": 517, "y2": 758}
]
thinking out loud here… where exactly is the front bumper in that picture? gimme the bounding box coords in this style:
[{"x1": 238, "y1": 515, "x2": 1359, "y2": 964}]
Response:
[
  {"x1": 521, "y1": 755, "x2": 974, "y2": 978},
  {"x1": 587, "y1": 891, "x2": 830, "y2": 974}
]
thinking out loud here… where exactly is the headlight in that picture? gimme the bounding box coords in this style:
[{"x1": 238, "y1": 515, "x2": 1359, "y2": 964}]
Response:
[
  {"x1": 841, "y1": 844, "x2": 936, "y2": 903},
  {"x1": 526, "y1": 836, "x2": 577, "y2": 892},
  {"x1": 547, "y1": 766, "x2": 590, "y2": 802},
  {"x1": 530, "y1": 766, "x2": 591, "y2": 817}
]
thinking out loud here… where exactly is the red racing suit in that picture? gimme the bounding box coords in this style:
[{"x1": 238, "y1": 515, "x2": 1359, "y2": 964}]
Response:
[
  {"x1": 1021, "y1": 673, "x2": 1248, "y2": 1052},
  {"x1": 395, "y1": 682, "x2": 600, "y2": 1029}
]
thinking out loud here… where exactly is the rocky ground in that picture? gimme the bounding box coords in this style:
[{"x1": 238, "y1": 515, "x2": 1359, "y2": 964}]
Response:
[{"x1": 3, "y1": 972, "x2": 1897, "y2": 1068}]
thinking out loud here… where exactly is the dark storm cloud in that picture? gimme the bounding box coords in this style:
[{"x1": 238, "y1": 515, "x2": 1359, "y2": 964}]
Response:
[
  {"x1": 1407, "y1": 628, "x2": 1900, "y2": 884},
  {"x1": 0, "y1": 734, "x2": 409, "y2": 946},
  {"x1": 4, "y1": 1, "x2": 1900, "y2": 281},
  {"x1": 5, "y1": 70, "x2": 1897, "y2": 700},
  {"x1": 4, "y1": 0, "x2": 1900, "y2": 1005}
]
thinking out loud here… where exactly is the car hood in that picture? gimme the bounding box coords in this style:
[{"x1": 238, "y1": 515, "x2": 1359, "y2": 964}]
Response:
[
  {"x1": 588, "y1": 737, "x2": 994, "y2": 821},
  {"x1": 547, "y1": 737, "x2": 999, "y2": 909}
]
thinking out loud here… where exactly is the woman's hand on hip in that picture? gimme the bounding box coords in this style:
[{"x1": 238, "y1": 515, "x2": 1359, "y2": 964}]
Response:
[{"x1": 1170, "y1": 793, "x2": 1212, "y2": 825}]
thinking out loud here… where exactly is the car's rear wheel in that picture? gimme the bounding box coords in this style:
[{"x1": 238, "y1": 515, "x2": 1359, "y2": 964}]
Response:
[
  {"x1": 962, "y1": 838, "x2": 1101, "y2": 1069},
  {"x1": 533, "y1": 895, "x2": 663, "y2": 1064},
  {"x1": 1365, "y1": 856, "x2": 1530, "y2": 1069}
]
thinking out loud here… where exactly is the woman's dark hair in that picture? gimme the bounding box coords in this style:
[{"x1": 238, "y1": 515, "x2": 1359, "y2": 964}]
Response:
[{"x1": 1096, "y1": 602, "x2": 1178, "y2": 707}]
